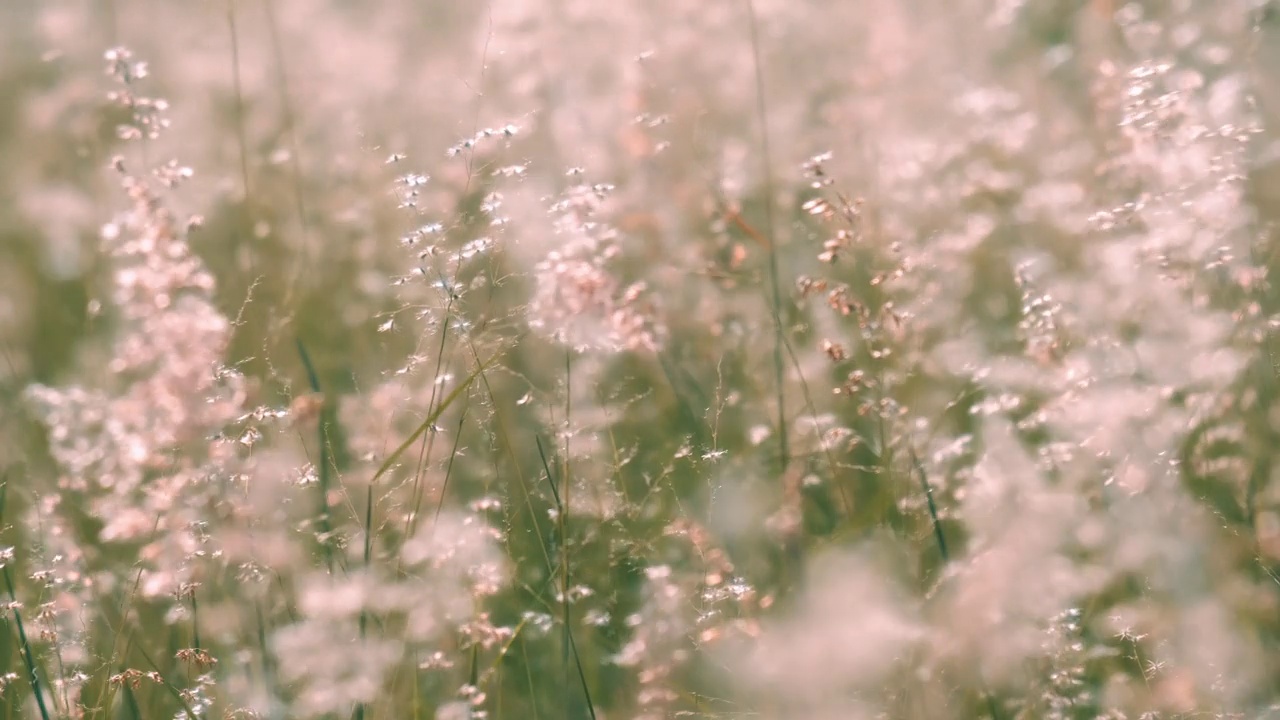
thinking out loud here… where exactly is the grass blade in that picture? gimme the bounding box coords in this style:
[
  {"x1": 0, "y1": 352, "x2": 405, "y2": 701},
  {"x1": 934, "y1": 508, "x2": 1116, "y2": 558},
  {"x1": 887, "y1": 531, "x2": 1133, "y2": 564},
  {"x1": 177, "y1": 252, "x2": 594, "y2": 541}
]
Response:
[
  {"x1": 369, "y1": 352, "x2": 500, "y2": 486},
  {"x1": 0, "y1": 474, "x2": 51, "y2": 720},
  {"x1": 909, "y1": 446, "x2": 949, "y2": 563},
  {"x1": 296, "y1": 339, "x2": 338, "y2": 571},
  {"x1": 3, "y1": 566, "x2": 51, "y2": 720}
]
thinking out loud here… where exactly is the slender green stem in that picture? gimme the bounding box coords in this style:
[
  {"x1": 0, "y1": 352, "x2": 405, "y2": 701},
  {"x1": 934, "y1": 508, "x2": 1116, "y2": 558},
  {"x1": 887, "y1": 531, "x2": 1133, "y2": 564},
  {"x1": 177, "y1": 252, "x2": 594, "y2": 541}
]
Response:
[
  {"x1": 743, "y1": 0, "x2": 789, "y2": 474},
  {"x1": 225, "y1": 0, "x2": 252, "y2": 203},
  {"x1": 0, "y1": 479, "x2": 49, "y2": 720},
  {"x1": 261, "y1": 0, "x2": 313, "y2": 303},
  {"x1": 910, "y1": 447, "x2": 1000, "y2": 719},
  {"x1": 909, "y1": 447, "x2": 949, "y2": 563},
  {"x1": 534, "y1": 437, "x2": 596, "y2": 720},
  {"x1": 353, "y1": 478, "x2": 373, "y2": 720},
  {"x1": 296, "y1": 339, "x2": 336, "y2": 572},
  {"x1": 3, "y1": 567, "x2": 51, "y2": 720}
]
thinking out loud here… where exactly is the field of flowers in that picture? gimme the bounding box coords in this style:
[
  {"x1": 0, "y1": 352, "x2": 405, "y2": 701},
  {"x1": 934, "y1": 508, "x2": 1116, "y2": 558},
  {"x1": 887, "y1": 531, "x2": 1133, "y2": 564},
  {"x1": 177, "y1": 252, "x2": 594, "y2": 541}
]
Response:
[{"x1": 3, "y1": 1, "x2": 1280, "y2": 718}]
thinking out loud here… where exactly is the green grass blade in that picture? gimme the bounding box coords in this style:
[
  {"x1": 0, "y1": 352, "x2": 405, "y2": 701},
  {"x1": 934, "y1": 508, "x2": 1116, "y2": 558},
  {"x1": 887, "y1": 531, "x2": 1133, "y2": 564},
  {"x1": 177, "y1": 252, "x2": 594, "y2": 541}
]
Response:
[{"x1": 369, "y1": 352, "x2": 500, "y2": 486}]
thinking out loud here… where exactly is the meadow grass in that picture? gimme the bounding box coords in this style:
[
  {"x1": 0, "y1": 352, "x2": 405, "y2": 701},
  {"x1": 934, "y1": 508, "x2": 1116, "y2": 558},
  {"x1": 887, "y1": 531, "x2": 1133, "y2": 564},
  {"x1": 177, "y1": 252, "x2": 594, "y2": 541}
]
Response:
[{"x1": 3, "y1": 1, "x2": 1280, "y2": 718}]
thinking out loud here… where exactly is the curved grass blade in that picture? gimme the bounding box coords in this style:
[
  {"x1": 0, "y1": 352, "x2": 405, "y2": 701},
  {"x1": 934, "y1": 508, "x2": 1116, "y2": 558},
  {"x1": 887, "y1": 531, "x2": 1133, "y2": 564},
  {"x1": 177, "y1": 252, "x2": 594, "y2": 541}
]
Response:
[
  {"x1": 370, "y1": 352, "x2": 500, "y2": 486},
  {"x1": 0, "y1": 474, "x2": 52, "y2": 720},
  {"x1": 3, "y1": 568, "x2": 52, "y2": 720}
]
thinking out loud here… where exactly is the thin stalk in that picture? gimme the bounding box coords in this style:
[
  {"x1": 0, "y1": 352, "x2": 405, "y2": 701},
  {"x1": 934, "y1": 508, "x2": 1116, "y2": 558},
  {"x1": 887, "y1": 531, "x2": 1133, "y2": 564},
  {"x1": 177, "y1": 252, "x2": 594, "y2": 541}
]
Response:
[
  {"x1": 367, "y1": 354, "x2": 497, "y2": 487},
  {"x1": 534, "y1": 437, "x2": 595, "y2": 720},
  {"x1": 398, "y1": 0, "x2": 489, "y2": 542},
  {"x1": 519, "y1": 638, "x2": 541, "y2": 720},
  {"x1": 909, "y1": 447, "x2": 1000, "y2": 719},
  {"x1": 456, "y1": 336, "x2": 565, "y2": 718},
  {"x1": 473, "y1": 615, "x2": 528, "y2": 694},
  {"x1": 3, "y1": 567, "x2": 51, "y2": 720},
  {"x1": 90, "y1": 567, "x2": 145, "y2": 714},
  {"x1": 560, "y1": 348, "x2": 572, "y2": 708},
  {"x1": 711, "y1": 199, "x2": 850, "y2": 515},
  {"x1": 296, "y1": 339, "x2": 336, "y2": 572},
  {"x1": 403, "y1": 289, "x2": 456, "y2": 542},
  {"x1": 190, "y1": 592, "x2": 201, "y2": 654},
  {"x1": 0, "y1": 479, "x2": 48, "y2": 720},
  {"x1": 15, "y1": 498, "x2": 73, "y2": 720},
  {"x1": 909, "y1": 447, "x2": 949, "y2": 563},
  {"x1": 430, "y1": 405, "x2": 470, "y2": 532},
  {"x1": 225, "y1": 0, "x2": 252, "y2": 203},
  {"x1": 254, "y1": 602, "x2": 278, "y2": 704},
  {"x1": 459, "y1": 337, "x2": 555, "y2": 580},
  {"x1": 0, "y1": 630, "x2": 12, "y2": 718},
  {"x1": 353, "y1": 479, "x2": 374, "y2": 720},
  {"x1": 134, "y1": 642, "x2": 201, "y2": 720},
  {"x1": 743, "y1": 0, "x2": 789, "y2": 474},
  {"x1": 123, "y1": 684, "x2": 142, "y2": 720},
  {"x1": 411, "y1": 649, "x2": 421, "y2": 720},
  {"x1": 261, "y1": 0, "x2": 313, "y2": 303},
  {"x1": 364, "y1": 354, "x2": 498, "y2": 717}
]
